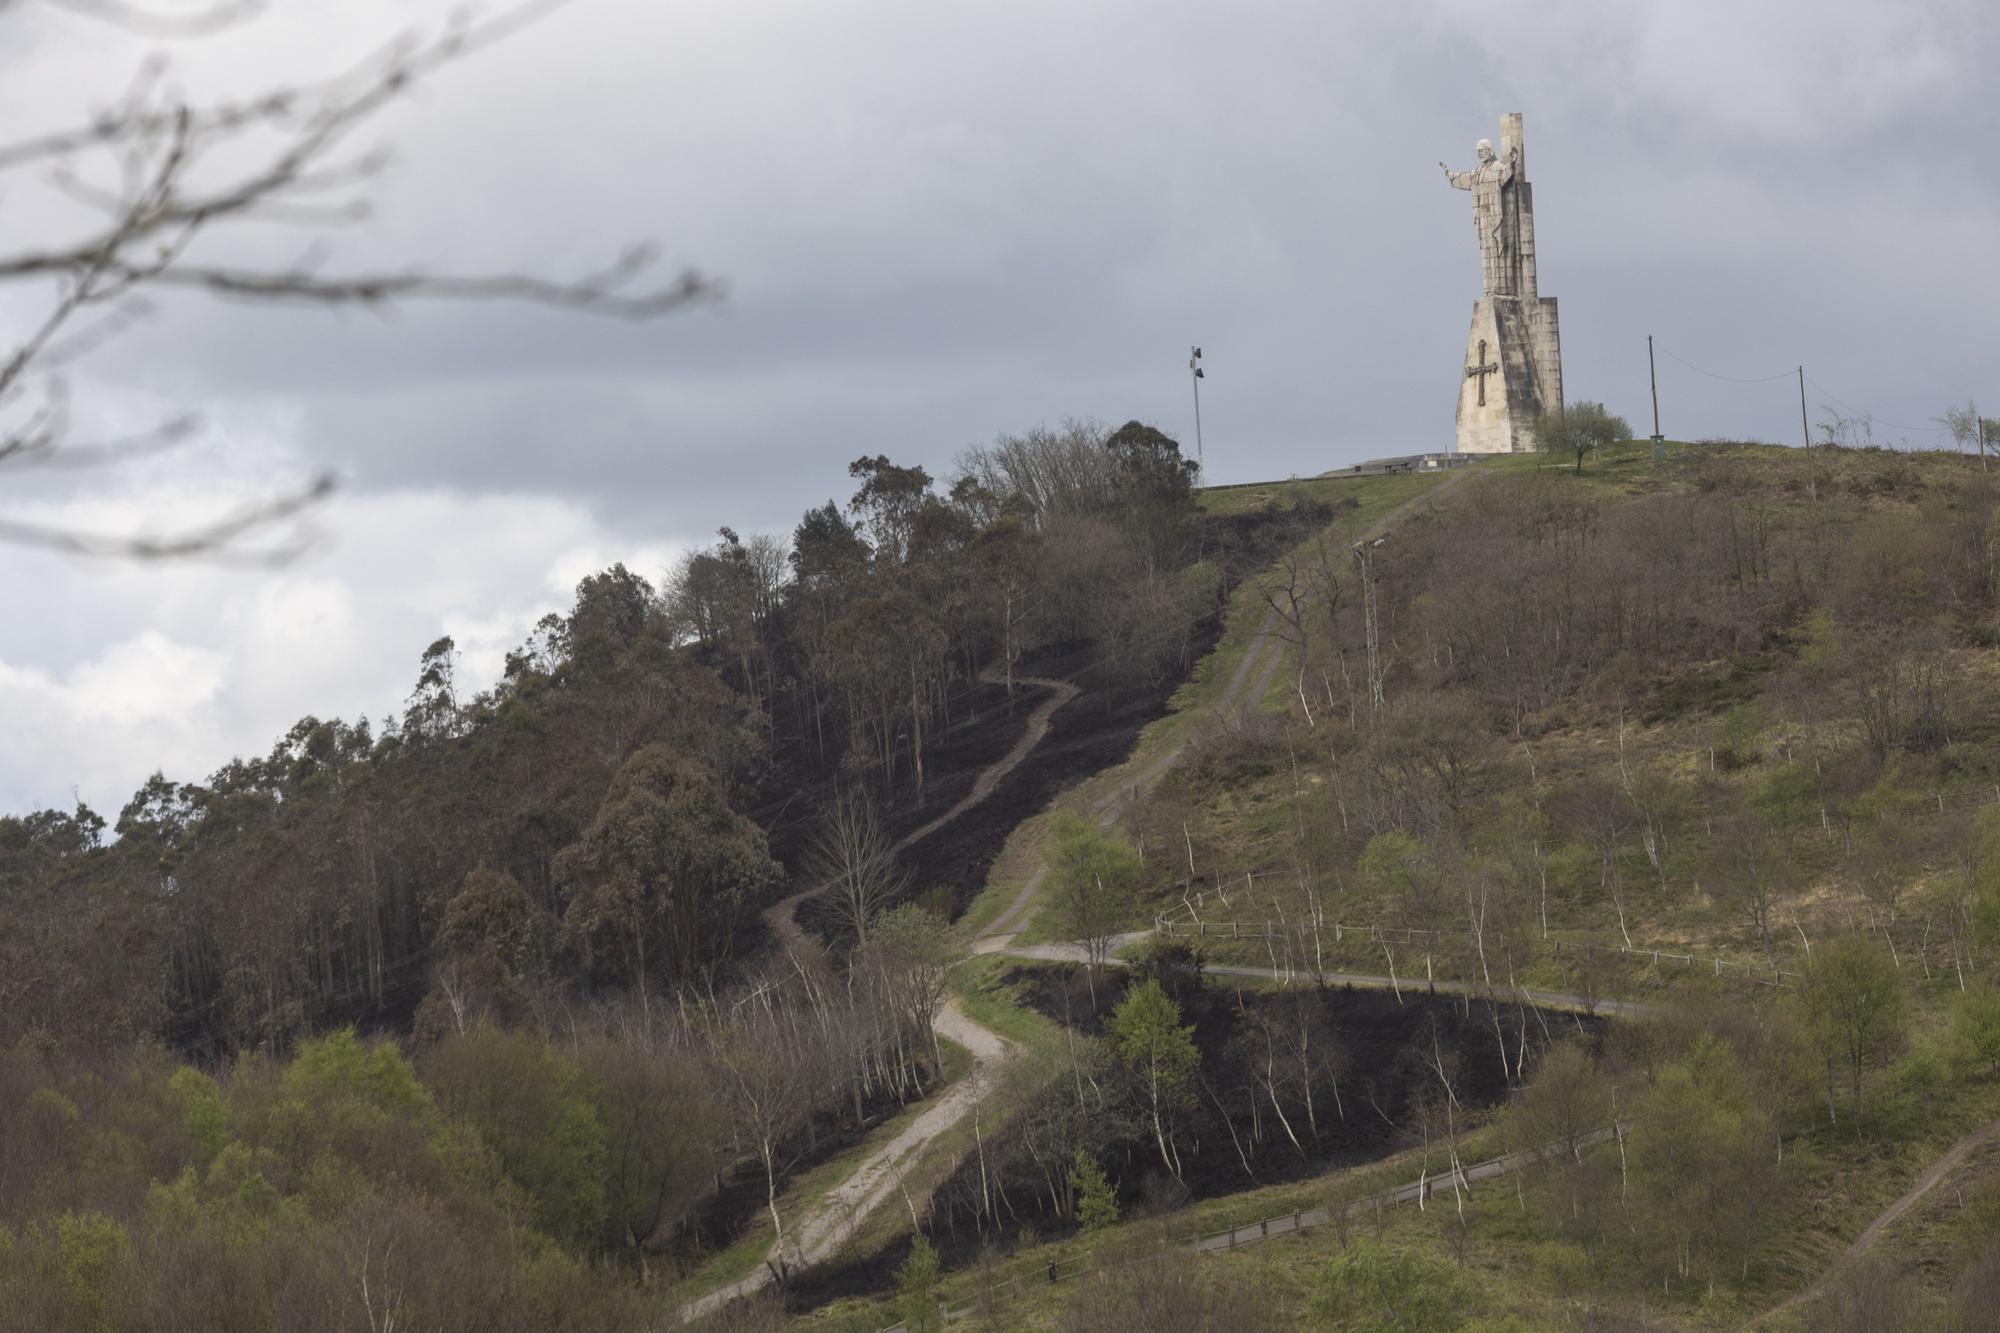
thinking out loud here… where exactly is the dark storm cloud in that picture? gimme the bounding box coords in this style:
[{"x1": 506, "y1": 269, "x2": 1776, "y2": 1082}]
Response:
[
  {"x1": 7, "y1": 0, "x2": 2000, "y2": 813},
  {"x1": 67, "y1": 0, "x2": 1993, "y2": 532}
]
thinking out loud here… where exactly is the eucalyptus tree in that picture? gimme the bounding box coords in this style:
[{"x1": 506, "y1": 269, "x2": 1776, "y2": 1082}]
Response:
[{"x1": 555, "y1": 744, "x2": 778, "y2": 1015}]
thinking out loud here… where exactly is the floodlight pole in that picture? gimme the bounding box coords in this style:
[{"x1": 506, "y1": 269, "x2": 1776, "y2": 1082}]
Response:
[
  {"x1": 1189, "y1": 345, "x2": 1205, "y2": 477},
  {"x1": 1353, "y1": 537, "x2": 1386, "y2": 713}
]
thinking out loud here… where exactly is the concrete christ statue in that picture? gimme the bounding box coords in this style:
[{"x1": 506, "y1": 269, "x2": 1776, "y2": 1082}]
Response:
[
  {"x1": 1440, "y1": 138, "x2": 1521, "y2": 299},
  {"x1": 1439, "y1": 113, "x2": 1563, "y2": 454}
]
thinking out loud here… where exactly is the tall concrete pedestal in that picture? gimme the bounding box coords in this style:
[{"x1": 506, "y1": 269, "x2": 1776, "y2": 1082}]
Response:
[
  {"x1": 1456, "y1": 294, "x2": 1563, "y2": 454},
  {"x1": 1446, "y1": 112, "x2": 1564, "y2": 455}
]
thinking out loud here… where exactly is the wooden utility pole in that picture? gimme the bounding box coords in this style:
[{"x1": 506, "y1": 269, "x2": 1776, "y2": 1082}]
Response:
[
  {"x1": 1647, "y1": 335, "x2": 1664, "y2": 463},
  {"x1": 1798, "y1": 365, "x2": 1815, "y2": 502},
  {"x1": 1647, "y1": 335, "x2": 1662, "y2": 440}
]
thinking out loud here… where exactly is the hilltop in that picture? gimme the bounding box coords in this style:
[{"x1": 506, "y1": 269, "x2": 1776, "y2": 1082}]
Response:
[{"x1": 7, "y1": 435, "x2": 2000, "y2": 1330}]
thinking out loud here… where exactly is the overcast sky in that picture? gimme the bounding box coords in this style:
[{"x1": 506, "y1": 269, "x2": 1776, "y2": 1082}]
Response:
[{"x1": 3, "y1": 0, "x2": 1995, "y2": 817}]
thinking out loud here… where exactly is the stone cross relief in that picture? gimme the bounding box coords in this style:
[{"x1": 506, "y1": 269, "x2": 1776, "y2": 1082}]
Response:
[
  {"x1": 1465, "y1": 338, "x2": 1499, "y2": 406},
  {"x1": 1441, "y1": 138, "x2": 1522, "y2": 298}
]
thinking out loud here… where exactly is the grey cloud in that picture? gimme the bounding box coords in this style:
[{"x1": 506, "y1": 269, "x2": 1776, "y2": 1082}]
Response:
[{"x1": 8, "y1": 0, "x2": 2000, "y2": 811}]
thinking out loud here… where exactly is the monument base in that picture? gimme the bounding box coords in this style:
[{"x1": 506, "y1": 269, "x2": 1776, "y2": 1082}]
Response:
[{"x1": 1454, "y1": 295, "x2": 1562, "y2": 454}]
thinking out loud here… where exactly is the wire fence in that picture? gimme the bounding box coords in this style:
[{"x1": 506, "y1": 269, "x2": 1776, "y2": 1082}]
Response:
[
  {"x1": 876, "y1": 1125, "x2": 1626, "y2": 1330},
  {"x1": 1156, "y1": 915, "x2": 1444, "y2": 947},
  {"x1": 1544, "y1": 937, "x2": 1794, "y2": 986},
  {"x1": 1149, "y1": 909, "x2": 1798, "y2": 990},
  {"x1": 1141, "y1": 779, "x2": 2000, "y2": 993}
]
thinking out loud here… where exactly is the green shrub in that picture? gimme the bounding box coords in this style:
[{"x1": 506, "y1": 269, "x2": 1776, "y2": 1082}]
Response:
[
  {"x1": 169, "y1": 1066, "x2": 231, "y2": 1166},
  {"x1": 1308, "y1": 1241, "x2": 1474, "y2": 1331},
  {"x1": 33, "y1": 1212, "x2": 131, "y2": 1333},
  {"x1": 1126, "y1": 936, "x2": 1205, "y2": 1001},
  {"x1": 1750, "y1": 762, "x2": 1818, "y2": 826},
  {"x1": 1953, "y1": 985, "x2": 2000, "y2": 1077},
  {"x1": 425, "y1": 1027, "x2": 608, "y2": 1255},
  {"x1": 282, "y1": 1028, "x2": 432, "y2": 1123},
  {"x1": 1531, "y1": 1239, "x2": 1590, "y2": 1296},
  {"x1": 1718, "y1": 701, "x2": 1767, "y2": 769},
  {"x1": 1891, "y1": 1038, "x2": 1949, "y2": 1104}
]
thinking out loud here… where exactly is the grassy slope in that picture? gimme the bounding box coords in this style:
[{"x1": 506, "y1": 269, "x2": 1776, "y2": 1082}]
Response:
[
  {"x1": 1154, "y1": 439, "x2": 2000, "y2": 975},
  {"x1": 807, "y1": 1005, "x2": 2000, "y2": 1331},
  {"x1": 1083, "y1": 441, "x2": 2000, "y2": 1327},
  {"x1": 952, "y1": 470, "x2": 1447, "y2": 950},
  {"x1": 809, "y1": 444, "x2": 2000, "y2": 1328}
]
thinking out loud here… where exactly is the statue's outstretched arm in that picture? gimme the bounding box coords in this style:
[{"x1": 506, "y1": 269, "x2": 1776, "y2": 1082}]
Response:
[{"x1": 1441, "y1": 163, "x2": 1474, "y2": 190}]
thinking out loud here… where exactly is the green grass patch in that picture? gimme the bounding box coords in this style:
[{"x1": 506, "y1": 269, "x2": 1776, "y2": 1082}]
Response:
[{"x1": 949, "y1": 954, "x2": 1066, "y2": 1052}]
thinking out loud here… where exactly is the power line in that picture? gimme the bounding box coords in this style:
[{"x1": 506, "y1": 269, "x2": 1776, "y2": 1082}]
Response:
[
  {"x1": 1803, "y1": 375, "x2": 1951, "y2": 434},
  {"x1": 1655, "y1": 345, "x2": 1796, "y2": 384},
  {"x1": 1655, "y1": 343, "x2": 1957, "y2": 438}
]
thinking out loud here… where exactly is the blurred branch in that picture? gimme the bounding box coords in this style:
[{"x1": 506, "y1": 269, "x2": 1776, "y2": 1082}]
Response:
[
  {"x1": 38, "y1": 0, "x2": 264, "y2": 38},
  {"x1": 0, "y1": 0, "x2": 715, "y2": 560},
  {"x1": 0, "y1": 408, "x2": 198, "y2": 471},
  {"x1": 140, "y1": 250, "x2": 716, "y2": 317},
  {"x1": 0, "y1": 472, "x2": 333, "y2": 562}
]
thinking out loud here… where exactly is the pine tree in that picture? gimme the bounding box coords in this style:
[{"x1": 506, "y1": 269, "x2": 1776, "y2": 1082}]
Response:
[
  {"x1": 896, "y1": 1235, "x2": 942, "y2": 1332},
  {"x1": 1068, "y1": 1150, "x2": 1120, "y2": 1232}
]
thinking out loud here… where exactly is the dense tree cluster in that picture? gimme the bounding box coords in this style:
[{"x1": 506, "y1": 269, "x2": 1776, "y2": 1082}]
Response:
[
  {"x1": 0, "y1": 1027, "x2": 682, "y2": 1330},
  {"x1": 0, "y1": 896, "x2": 970, "y2": 1325},
  {"x1": 671, "y1": 420, "x2": 1214, "y2": 799},
  {"x1": 0, "y1": 422, "x2": 1221, "y2": 1056}
]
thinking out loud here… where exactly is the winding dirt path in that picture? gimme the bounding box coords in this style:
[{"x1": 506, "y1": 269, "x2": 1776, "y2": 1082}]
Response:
[
  {"x1": 975, "y1": 468, "x2": 1467, "y2": 953},
  {"x1": 761, "y1": 669, "x2": 1079, "y2": 956},
  {"x1": 783, "y1": 1004, "x2": 1007, "y2": 1264},
  {"x1": 679, "y1": 1002, "x2": 1008, "y2": 1324},
  {"x1": 687, "y1": 473, "x2": 1463, "y2": 1323},
  {"x1": 972, "y1": 625, "x2": 1276, "y2": 946},
  {"x1": 1757, "y1": 1115, "x2": 2000, "y2": 1325},
  {"x1": 686, "y1": 673, "x2": 1075, "y2": 1322}
]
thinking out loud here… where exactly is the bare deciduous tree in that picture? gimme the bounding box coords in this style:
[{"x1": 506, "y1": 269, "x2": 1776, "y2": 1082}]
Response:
[
  {"x1": 1704, "y1": 814, "x2": 1792, "y2": 968},
  {"x1": 802, "y1": 786, "x2": 907, "y2": 943},
  {"x1": 705, "y1": 985, "x2": 828, "y2": 1277}
]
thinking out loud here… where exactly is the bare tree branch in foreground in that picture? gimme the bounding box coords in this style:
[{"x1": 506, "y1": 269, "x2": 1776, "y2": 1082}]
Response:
[{"x1": 1, "y1": 0, "x2": 716, "y2": 562}]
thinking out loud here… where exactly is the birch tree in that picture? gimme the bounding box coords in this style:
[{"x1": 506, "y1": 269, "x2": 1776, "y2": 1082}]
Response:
[{"x1": 1109, "y1": 978, "x2": 1199, "y2": 1182}]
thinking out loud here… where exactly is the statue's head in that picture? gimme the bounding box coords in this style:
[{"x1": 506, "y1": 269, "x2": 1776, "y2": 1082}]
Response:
[{"x1": 1476, "y1": 139, "x2": 1495, "y2": 164}]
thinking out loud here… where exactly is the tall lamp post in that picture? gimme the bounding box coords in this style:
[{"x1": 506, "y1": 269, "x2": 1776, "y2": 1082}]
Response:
[
  {"x1": 1353, "y1": 535, "x2": 1387, "y2": 712},
  {"x1": 1189, "y1": 345, "x2": 1205, "y2": 477}
]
